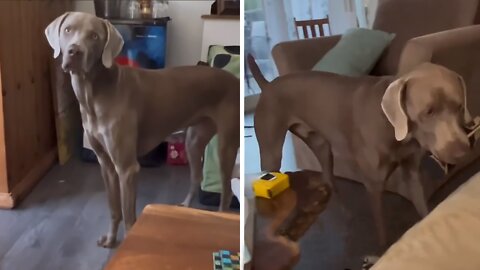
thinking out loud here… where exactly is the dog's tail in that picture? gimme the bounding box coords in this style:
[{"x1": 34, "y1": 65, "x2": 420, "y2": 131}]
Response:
[{"x1": 247, "y1": 54, "x2": 269, "y2": 90}]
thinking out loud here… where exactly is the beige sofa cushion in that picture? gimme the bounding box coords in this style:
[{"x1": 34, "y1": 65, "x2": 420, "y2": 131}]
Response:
[{"x1": 372, "y1": 171, "x2": 480, "y2": 270}]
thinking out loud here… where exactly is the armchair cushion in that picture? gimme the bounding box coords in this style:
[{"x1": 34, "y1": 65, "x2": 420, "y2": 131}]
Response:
[
  {"x1": 312, "y1": 28, "x2": 395, "y2": 76},
  {"x1": 397, "y1": 25, "x2": 480, "y2": 117}
]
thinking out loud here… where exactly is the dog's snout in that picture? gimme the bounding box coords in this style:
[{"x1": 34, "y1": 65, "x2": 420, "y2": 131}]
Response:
[
  {"x1": 442, "y1": 140, "x2": 470, "y2": 164},
  {"x1": 67, "y1": 45, "x2": 82, "y2": 56},
  {"x1": 62, "y1": 44, "x2": 85, "y2": 72}
]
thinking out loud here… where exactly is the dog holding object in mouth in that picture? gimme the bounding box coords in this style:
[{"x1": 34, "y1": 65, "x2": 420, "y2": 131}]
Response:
[{"x1": 248, "y1": 54, "x2": 472, "y2": 246}]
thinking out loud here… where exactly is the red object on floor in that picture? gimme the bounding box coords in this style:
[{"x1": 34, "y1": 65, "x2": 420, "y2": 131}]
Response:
[{"x1": 167, "y1": 133, "x2": 188, "y2": 166}]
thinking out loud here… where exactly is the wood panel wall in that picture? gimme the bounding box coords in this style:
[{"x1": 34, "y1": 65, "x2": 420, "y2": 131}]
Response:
[{"x1": 0, "y1": 0, "x2": 72, "y2": 208}]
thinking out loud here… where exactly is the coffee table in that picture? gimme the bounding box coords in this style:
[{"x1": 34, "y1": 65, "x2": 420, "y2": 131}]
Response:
[
  {"x1": 105, "y1": 204, "x2": 240, "y2": 270},
  {"x1": 250, "y1": 170, "x2": 331, "y2": 269}
]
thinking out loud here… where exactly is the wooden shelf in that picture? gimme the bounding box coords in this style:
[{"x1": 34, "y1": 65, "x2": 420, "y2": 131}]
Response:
[{"x1": 201, "y1": 15, "x2": 240, "y2": 20}]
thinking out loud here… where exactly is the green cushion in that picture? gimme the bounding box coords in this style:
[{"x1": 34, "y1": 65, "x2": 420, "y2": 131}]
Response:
[
  {"x1": 312, "y1": 28, "x2": 395, "y2": 76},
  {"x1": 202, "y1": 135, "x2": 221, "y2": 193},
  {"x1": 211, "y1": 54, "x2": 240, "y2": 79}
]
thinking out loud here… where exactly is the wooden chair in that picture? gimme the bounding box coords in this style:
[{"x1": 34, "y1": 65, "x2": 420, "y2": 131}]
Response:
[{"x1": 294, "y1": 17, "x2": 330, "y2": 39}]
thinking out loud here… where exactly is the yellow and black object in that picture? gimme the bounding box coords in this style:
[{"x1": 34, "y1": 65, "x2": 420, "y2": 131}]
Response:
[{"x1": 252, "y1": 172, "x2": 290, "y2": 199}]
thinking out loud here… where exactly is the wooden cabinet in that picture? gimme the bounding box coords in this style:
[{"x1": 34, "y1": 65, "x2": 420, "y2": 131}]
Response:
[{"x1": 0, "y1": 1, "x2": 72, "y2": 208}]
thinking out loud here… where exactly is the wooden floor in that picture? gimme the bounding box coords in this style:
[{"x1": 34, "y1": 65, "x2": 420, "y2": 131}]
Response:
[{"x1": 0, "y1": 158, "x2": 216, "y2": 270}]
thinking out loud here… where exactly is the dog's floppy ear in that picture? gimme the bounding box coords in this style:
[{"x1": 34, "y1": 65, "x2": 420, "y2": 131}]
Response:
[
  {"x1": 45, "y1": 12, "x2": 70, "y2": 58},
  {"x1": 382, "y1": 79, "x2": 409, "y2": 141},
  {"x1": 102, "y1": 19, "x2": 124, "y2": 68},
  {"x1": 457, "y1": 75, "x2": 473, "y2": 125}
]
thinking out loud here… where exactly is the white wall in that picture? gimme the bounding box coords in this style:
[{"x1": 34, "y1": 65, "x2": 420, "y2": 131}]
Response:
[
  {"x1": 72, "y1": 1, "x2": 95, "y2": 14},
  {"x1": 200, "y1": 19, "x2": 240, "y2": 61},
  {"x1": 72, "y1": 0, "x2": 213, "y2": 67},
  {"x1": 165, "y1": 1, "x2": 213, "y2": 66}
]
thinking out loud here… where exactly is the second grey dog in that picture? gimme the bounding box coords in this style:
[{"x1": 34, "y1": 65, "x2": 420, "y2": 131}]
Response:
[
  {"x1": 45, "y1": 12, "x2": 239, "y2": 248},
  {"x1": 248, "y1": 55, "x2": 471, "y2": 245}
]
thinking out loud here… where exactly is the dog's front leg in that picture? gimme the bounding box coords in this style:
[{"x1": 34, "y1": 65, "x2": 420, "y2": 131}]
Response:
[
  {"x1": 106, "y1": 120, "x2": 140, "y2": 232},
  {"x1": 357, "y1": 155, "x2": 397, "y2": 247},
  {"x1": 117, "y1": 162, "x2": 140, "y2": 231},
  {"x1": 87, "y1": 136, "x2": 122, "y2": 248},
  {"x1": 400, "y1": 159, "x2": 429, "y2": 217},
  {"x1": 406, "y1": 170, "x2": 429, "y2": 217},
  {"x1": 97, "y1": 158, "x2": 122, "y2": 248}
]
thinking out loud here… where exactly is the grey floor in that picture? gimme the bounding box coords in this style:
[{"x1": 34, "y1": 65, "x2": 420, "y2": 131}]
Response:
[
  {"x1": 0, "y1": 158, "x2": 216, "y2": 270},
  {"x1": 297, "y1": 179, "x2": 420, "y2": 270},
  {"x1": 244, "y1": 113, "x2": 473, "y2": 270},
  {"x1": 297, "y1": 164, "x2": 477, "y2": 270}
]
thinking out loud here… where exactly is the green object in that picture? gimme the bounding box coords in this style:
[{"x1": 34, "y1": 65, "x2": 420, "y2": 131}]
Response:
[
  {"x1": 202, "y1": 135, "x2": 221, "y2": 193},
  {"x1": 202, "y1": 46, "x2": 240, "y2": 193},
  {"x1": 207, "y1": 45, "x2": 240, "y2": 78},
  {"x1": 312, "y1": 28, "x2": 395, "y2": 76}
]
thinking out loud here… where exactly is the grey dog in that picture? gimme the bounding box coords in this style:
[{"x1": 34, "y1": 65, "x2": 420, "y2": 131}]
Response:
[
  {"x1": 45, "y1": 12, "x2": 239, "y2": 248},
  {"x1": 248, "y1": 54, "x2": 471, "y2": 245}
]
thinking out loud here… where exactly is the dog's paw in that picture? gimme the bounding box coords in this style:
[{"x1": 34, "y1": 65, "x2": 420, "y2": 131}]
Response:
[
  {"x1": 97, "y1": 235, "x2": 116, "y2": 248},
  {"x1": 179, "y1": 200, "x2": 191, "y2": 208},
  {"x1": 362, "y1": 255, "x2": 379, "y2": 270}
]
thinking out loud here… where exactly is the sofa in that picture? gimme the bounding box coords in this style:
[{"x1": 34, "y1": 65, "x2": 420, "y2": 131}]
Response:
[
  {"x1": 271, "y1": 0, "x2": 480, "y2": 202},
  {"x1": 371, "y1": 170, "x2": 480, "y2": 269}
]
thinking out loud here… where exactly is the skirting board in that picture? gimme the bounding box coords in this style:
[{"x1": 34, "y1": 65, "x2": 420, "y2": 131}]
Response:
[
  {"x1": 0, "y1": 192, "x2": 14, "y2": 208},
  {"x1": 0, "y1": 148, "x2": 57, "y2": 209}
]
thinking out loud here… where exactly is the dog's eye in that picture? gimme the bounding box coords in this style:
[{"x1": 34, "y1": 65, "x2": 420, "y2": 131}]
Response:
[
  {"x1": 456, "y1": 104, "x2": 463, "y2": 112},
  {"x1": 425, "y1": 108, "x2": 434, "y2": 116},
  {"x1": 91, "y1": 33, "x2": 99, "y2": 40},
  {"x1": 64, "y1": 27, "x2": 71, "y2": 33}
]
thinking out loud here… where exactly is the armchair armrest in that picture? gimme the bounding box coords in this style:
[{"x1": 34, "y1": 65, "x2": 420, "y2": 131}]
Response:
[
  {"x1": 398, "y1": 25, "x2": 480, "y2": 118},
  {"x1": 398, "y1": 25, "x2": 480, "y2": 75},
  {"x1": 272, "y1": 35, "x2": 341, "y2": 75}
]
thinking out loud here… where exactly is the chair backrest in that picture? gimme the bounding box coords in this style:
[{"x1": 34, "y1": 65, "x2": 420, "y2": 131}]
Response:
[
  {"x1": 294, "y1": 17, "x2": 330, "y2": 39},
  {"x1": 371, "y1": 0, "x2": 480, "y2": 75}
]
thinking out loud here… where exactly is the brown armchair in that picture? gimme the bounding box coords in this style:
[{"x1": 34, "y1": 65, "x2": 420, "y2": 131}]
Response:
[{"x1": 271, "y1": 0, "x2": 480, "y2": 201}]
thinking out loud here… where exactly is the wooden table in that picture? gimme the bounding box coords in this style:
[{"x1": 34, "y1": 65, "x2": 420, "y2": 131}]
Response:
[
  {"x1": 251, "y1": 171, "x2": 331, "y2": 270},
  {"x1": 105, "y1": 204, "x2": 240, "y2": 270}
]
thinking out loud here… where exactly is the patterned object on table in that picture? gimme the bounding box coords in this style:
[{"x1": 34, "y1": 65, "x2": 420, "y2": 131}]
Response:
[
  {"x1": 430, "y1": 116, "x2": 480, "y2": 174},
  {"x1": 212, "y1": 250, "x2": 240, "y2": 270},
  {"x1": 213, "y1": 252, "x2": 222, "y2": 270}
]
